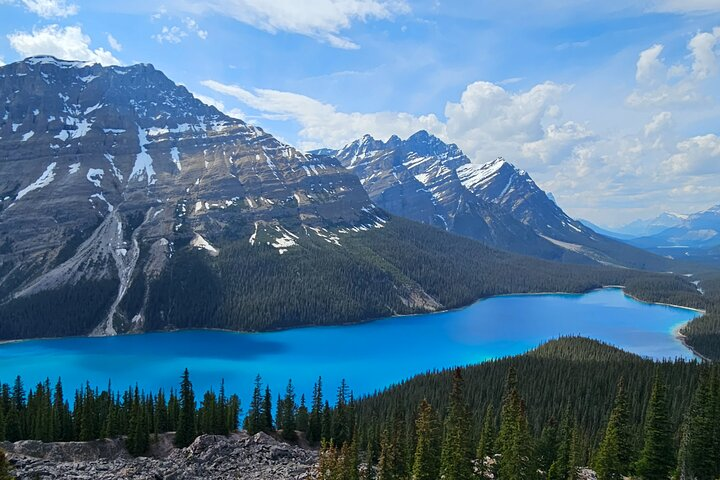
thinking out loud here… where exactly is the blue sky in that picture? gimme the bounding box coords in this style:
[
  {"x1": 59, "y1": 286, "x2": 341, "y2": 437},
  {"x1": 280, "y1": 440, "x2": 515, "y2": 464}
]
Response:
[{"x1": 0, "y1": 0, "x2": 719, "y2": 226}]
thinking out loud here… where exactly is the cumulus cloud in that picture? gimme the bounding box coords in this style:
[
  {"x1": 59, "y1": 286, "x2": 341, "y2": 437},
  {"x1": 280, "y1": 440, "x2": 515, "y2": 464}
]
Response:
[
  {"x1": 7, "y1": 25, "x2": 121, "y2": 65},
  {"x1": 627, "y1": 27, "x2": 720, "y2": 108},
  {"x1": 663, "y1": 134, "x2": 720, "y2": 175},
  {"x1": 643, "y1": 111, "x2": 673, "y2": 137},
  {"x1": 444, "y1": 81, "x2": 577, "y2": 165},
  {"x1": 165, "y1": 0, "x2": 409, "y2": 49},
  {"x1": 635, "y1": 44, "x2": 665, "y2": 84},
  {"x1": 201, "y1": 79, "x2": 445, "y2": 150},
  {"x1": 201, "y1": 77, "x2": 590, "y2": 167},
  {"x1": 0, "y1": 56, "x2": 4, "y2": 66}
]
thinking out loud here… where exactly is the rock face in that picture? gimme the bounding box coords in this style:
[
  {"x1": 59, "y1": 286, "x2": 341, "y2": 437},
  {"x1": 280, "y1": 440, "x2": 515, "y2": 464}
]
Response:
[
  {"x1": 322, "y1": 131, "x2": 669, "y2": 269},
  {"x1": 4, "y1": 432, "x2": 317, "y2": 480},
  {"x1": 0, "y1": 56, "x2": 394, "y2": 339}
]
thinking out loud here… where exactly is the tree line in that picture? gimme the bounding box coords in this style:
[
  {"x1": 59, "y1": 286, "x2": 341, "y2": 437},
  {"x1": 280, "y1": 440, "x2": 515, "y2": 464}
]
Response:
[{"x1": 0, "y1": 369, "x2": 239, "y2": 456}]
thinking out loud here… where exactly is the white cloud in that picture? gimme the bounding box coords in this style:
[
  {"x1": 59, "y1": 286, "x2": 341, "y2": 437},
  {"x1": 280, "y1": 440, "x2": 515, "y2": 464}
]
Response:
[
  {"x1": 627, "y1": 27, "x2": 720, "y2": 108},
  {"x1": 0, "y1": 56, "x2": 4, "y2": 66},
  {"x1": 165, "y1": 0, "x2": 409, "y2": 49},
  {"x1": 663, "y1": 134, "x2": 720, "y2": 175},
  {"x1": 153, "y1": 18, "x2": 208, "y2": 43},
  {"x1": 201, "y1": 79, "x2": 444, "y2": 150},
  {"x1": 643, "y1": 111, "x2": 673, "y2": 137},
  {"x1": 183, "y1": 18, "x2": 208, "y2": 40},
  {"x1": 202, "y1": 77, "x2": 588, "y2": 166},
  {"x1": 153, "y1": 25, "x2": 187, "y2": 44},
  {"x1": 689, "y1": 28, "x2": 719, "y2": 80},
  {"x1": 107, "y1": 33, "x2": 122, "y2": 52},
  {"x1": 3, "y1": 0, "x2": 78, "y2": 17},
  {"x1": 635, "y1": 44, "x2": 665, "y2": 84},
  {"x1": 444, "y1": 81, "x2": 573, "y2": 163},
  {"x1": 7, "y1": 25, "x2": 121, "y2": 65}
]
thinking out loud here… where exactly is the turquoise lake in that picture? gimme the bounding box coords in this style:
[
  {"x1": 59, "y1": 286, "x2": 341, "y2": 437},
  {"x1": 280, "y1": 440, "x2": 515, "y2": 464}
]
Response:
[{"x1": 0, "y1": 288, "x2": 701, "y2": 404}]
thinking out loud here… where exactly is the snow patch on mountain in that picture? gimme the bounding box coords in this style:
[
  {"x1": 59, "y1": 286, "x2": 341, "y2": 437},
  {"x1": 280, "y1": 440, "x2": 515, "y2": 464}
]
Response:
[{"x1": 16, "y1": 162, "x2": 57, "y2": 201}]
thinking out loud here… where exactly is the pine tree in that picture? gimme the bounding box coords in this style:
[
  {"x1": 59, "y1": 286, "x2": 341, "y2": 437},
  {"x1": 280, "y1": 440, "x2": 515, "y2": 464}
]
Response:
[
  {"x1": 127, "y1": 387, "x2": 149, "y2": 456},
  {"x1": 308, "y1": 378, "x2": 323, "y2": 443},
  {"x1": 675, "y1": 367, "x2": 715, "y2": 480},
  {"x1": 175, "y1": 369, "x2": 196, "y2": 448},
  {"x1": 245, "y1": 375, "x2": 264, "y2": 435},
  {"x1": 377, "y1": 427, "x2": 403, "y2": 480},
  {"x1": 411, "y1": 399, "x2": 440, "y2": 480},
  {"x1": 439, "y1": 368, "x2": 473, "y2": 480},
  {"x1": 536, "y1": 416, "x2": 558, "y2": 473},
  {"x1": 296, "y1": 394, "x2": 309, "y2": 433},
  {"x1": 548, "y1": 408, "x2": 574, "y2": 480},
  {"x1": 281, "y1": 380, "x2": 297, "y2": 441},
  {"x1": 476, "y1": 403, "x2": 496, "y2": 474},
  {"x1": 496, "y1": 367, "x2": 533, "y2": 479},
  {"x1": 595, "y1": 378, "x2": 632, "y2": 480},
  {"x1": 636, "y1": 373, "x2": 675, "y2": 480},
  {"x1": 262, "y1": 386, "x2": 274, "y2": 433}
]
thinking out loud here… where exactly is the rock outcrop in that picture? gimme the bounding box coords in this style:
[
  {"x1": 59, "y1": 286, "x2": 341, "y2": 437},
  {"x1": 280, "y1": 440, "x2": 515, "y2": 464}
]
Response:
[{"x1": 4, "y1": 431, "x2": 317, "y2": 479}]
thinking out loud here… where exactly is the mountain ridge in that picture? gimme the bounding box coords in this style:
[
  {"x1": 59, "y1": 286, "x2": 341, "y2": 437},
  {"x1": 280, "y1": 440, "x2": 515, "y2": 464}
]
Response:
[{"x1": 317, "y1": 131, "x2": 671, "y2": 270}]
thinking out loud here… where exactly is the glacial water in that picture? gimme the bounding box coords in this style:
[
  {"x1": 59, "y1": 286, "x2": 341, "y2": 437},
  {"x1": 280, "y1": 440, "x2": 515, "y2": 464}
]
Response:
[{"x1": 0, "y1": 288, "x2": 701, "y2": 404}]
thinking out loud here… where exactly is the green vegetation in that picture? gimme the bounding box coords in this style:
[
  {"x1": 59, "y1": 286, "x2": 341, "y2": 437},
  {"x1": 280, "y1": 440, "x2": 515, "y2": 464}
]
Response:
[
  {"x1": 144, "y1": 216, "x2": 703, "y2": 334},
  {"x1": 679, "y1": 271, "x2": 720, "y2": 360},
  {"x1": 0, "y1": 372, "x2": 239, "y2": 456},
  {"x1": 316, "y1": 338, "x2": 720, "y2": 480},
  {"x1": 0, "y1": 279, "x2": 118, "y2": 339}
]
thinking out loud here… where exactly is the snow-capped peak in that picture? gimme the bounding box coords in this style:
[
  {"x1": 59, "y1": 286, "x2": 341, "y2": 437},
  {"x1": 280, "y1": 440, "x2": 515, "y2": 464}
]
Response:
[{"x1": 23, "y1": 56, "x2": 96, "y2": 69}]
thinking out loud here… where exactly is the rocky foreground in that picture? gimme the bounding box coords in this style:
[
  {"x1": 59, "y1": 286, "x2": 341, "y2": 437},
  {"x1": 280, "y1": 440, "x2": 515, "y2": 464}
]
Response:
[{"x1": 2, "y1": 431, "x2": 317, "y2": 479}]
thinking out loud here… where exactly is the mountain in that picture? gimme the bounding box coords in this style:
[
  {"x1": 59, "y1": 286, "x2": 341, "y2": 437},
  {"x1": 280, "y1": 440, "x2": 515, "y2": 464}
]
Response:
[
  {"x1": 0, "y1": 57, "x2": 643, "y2": 341},
  {"x1": 578, "y1": 219, "x2": 635, "y2": 240},
  {"x1": 321, "y1": 132, "x2": 670, "y2": 270},
  {"x1": 629, "y1": 204, "x2": 720, "y2": 261},
  {"x1": 614, "y1": 212, "x2": 688, "y2": 238}
]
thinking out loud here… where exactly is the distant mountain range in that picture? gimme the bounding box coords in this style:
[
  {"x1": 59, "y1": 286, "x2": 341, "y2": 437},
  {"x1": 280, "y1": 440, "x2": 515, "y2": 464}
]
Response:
[
  {"x1": 628, "y1": 205, "x2": 720, "y2": 261},
  {"x1": 1, "y1": 56, "x2": 662, "y2": 341},
  {"x1": 315, "y1": 132, "x2": 667, "y2": 269}
]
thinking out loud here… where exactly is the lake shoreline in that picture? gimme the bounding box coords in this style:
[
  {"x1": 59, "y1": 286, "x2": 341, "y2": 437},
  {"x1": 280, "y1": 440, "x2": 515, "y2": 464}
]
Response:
[{"x1": 0, "y1": 287, "x2": 704, "y2": 362}]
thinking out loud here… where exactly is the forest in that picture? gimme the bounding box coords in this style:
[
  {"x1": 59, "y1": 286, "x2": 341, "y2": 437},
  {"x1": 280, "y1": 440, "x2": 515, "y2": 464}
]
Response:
[{"x1": 2, "y1": 338, "x2": 720, "y2": 480}]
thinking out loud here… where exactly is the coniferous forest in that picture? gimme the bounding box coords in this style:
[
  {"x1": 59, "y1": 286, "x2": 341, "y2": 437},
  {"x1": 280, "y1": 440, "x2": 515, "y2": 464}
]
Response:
[{"x1": 3, "y1": 337, "x2": 720, "y2": 479}]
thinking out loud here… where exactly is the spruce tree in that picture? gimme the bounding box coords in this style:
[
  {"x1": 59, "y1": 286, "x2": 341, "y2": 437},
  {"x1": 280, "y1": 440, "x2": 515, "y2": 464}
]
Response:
[
  {"x1": 308, "y1": 378, "x2": 323, "y2": 443},
  {"x1": 296, "y1": 394, "x2": 309, "y2": 433},
  {"x1": 536, "y1": 416, "x2": 558, "y2": 473},
  {"x1": 411, "y1": 399, "x2": 440, "y2": 480},
  {"x1": 475, "y1": 404, "x2": 495, "y2": 469},
  {"x1": 377, "y1": 427, "x2": 403, "y2": 480},
  {"x1": 262, "y1": 386, "x2": 274, "y2": 433},
  {"x1": 175, "y1": 369, "x2": 196, "y2": 448},
  {"x1": 636, "y1": 374, "x2": 674, "y2": 480},
  {"x1": 281, "y1": 380, "x2": 297, "y2": 441},
  {"x1": 595, "y1": 378, "x2": 632, "y2": 480},
  {"x1": 675, "y1": 367, "x2": 715, "y2": 480},
  {"x1": 548, "y1": 409, "x2": 574, "y2": 480},
  {"x1": 439, "y1": 368, "x2": 473, "y2": 480},
  {"x1": 245, "y1": 375, "x2": 264, "y2": 435},
  {"x1": 496, "y1": 367, "x2": 533, "y2": 479}
]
